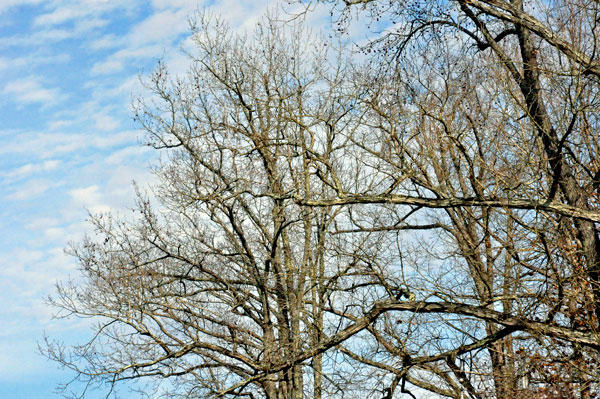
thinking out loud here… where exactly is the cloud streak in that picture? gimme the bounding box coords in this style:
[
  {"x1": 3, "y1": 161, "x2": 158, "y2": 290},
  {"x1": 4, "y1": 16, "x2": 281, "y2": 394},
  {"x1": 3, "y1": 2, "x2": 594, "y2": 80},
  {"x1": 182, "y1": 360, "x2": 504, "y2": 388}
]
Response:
[
  {"x1": 2, "y1": 160, "x2": 62, "y2": 180},
  {"x1": 0, "y1": 0, "x2": 43, "y2": 15},
  {"x1": 3, "y1": 76, "x2": 64, "y2": 106}
]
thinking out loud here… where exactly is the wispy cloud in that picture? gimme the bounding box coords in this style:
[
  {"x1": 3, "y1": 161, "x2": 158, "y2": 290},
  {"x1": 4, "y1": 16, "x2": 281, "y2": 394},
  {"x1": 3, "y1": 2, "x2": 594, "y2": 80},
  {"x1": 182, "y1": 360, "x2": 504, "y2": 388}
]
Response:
[
  {"x1": 88, "y1": 33, "x2": 121, "y2": 50},
  {"x1": 0, "y1": 130, "x2": 137, "y2": 159},
  {"x1": 127, "y1": 8, "x2": 190, "y2": 46},
  {"x1": 24, "y1": 216, "x2": 61, "y2": 232},
  {"x1": 34, "y1": 0, "x2": 140, "y2": 27},
  {"x1": 69, "y1": 185, "x2": 110, "y2": 214},
  {"x1": 89, "y1": 8, "x2": 191, "y2": 76},
  {"x1": 34, "y1": 6, "x2": 84, "y2": 26},
  {"x1": 1, "y1": 2, "x2": 138, "y2": 50},
  {"x1": 90, "y1": 44, "x2": 163, "y2": 75},
  {"x1": 2, "y1": 160, "x2": 62, "y2": 180},
  {"x1": 6, "y1": 179, "x2": 55, "y2": 200},
  {"x1": 0, "y1": 0, "x2": 43, "y2": 15},
  {"x1": 93, "y1": 112, "x2": 120, "y2": 131},
  {"x1": 152, "y1": 0, "x2": 199, "y2": 10},
  {"x1": 3, "y1": 76, "x2": 64, "y2": 106},
  {"x1": 0, "y1": 245, "x2": 78, "y2": 327},
  {"x1": 0, "y1": 52, "x2": 70, "y2": 71},
  {"x1": 0, "y1": 28, "x2": 75, "y2": 48},
  {"x1": 105, "y1": 145, "x2": 151, "y2": 165}
]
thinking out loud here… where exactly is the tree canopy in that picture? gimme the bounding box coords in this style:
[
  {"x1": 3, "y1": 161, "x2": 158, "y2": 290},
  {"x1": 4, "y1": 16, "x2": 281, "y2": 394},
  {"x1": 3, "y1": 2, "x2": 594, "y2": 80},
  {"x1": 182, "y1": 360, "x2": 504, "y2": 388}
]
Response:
[{"x1": 45, "y1": 2, "x2": 600, "y2": 399}]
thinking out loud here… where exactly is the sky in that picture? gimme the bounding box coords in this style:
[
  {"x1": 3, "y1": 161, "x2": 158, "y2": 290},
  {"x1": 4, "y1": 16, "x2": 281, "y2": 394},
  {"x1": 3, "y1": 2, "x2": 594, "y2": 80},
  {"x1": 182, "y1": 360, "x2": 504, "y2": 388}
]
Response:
[{"x1": 0, "y1": 1, "x2": 345, "y2": 398}]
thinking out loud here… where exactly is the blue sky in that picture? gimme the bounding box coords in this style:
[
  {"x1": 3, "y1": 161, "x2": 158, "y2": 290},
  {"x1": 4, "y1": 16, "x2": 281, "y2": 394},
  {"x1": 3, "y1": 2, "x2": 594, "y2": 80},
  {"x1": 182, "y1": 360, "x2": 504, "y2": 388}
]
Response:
[{"x1": 0, "y1": 1, "x2": 343, "y2": 398}]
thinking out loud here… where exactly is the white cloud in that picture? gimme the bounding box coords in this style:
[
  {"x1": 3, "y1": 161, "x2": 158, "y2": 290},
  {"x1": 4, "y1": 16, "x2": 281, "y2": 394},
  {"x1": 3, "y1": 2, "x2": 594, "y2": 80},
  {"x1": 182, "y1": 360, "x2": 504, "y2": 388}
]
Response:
[
  {"x1": 75, "y1": 16, "x2": 109, "y2": 31},
  {"x1": 4, "y1": 76, "x2": 64, "y2": 106},
  {"x1": 127, "y1": 9, "x2": 189, "y2": 46},
  {"x1": 23, "y1": 217, "x2": 92, "y2": 250},
  {"x1": 1, "y1": 2, "x2": 137, "y2": 49},
  {"x1": 103, "y1": 165, "x2": 154, "y2": 208},
  {"x1": 0, "y1": 52, "x2": 70, "y2": 71},
  {"x1": 90, "y1": 57, "x2": 124, "y2": 74},
  {"x1": 47, "y1": 119, "x2": 74, "y2": 130},
  {"x1": 34, "y1": 6, "x2": 83, "y2": 26},
  {"x1": 89, "y1": 33, "x2": 121, "y2": 50},
  {"x1": 0, "y1": 242, "x2": 83, "y2": 379},
  {"x1": 105, "y1": 145, "x2": 151, "y2": 165},
  {"x1": 93, "y1": 112, "x2": 120, "y2": 131},
  {"x1": 6, "y1": 179, "x2": 54, "y2": 200},
  {"x1": 34, "y1": 0, "x2": 139, "y2": 27},
  {"x1": 3, "y1": 160, "x2": 62, "y2": 179},
  {"x1": 152, "y1": 0, "x2": 199, "y2": 11},
  {"x1": 208, "y1": 0, "x2": 278, "y2": 32},
  {"x1": 43, "y1": 226, "x2": 68, "y2": 241},
  {"x1": 24, "y1": 217, "x2": 60, "y2": 231},
  {"x1": 0, "y1": 28, "x2": 75, "y2": 48},
  {"x1": 0, "y1": 0, "x2": 43, "y2": 14},
  {"x1": 0, "y1": 248, "x2": 43, "y2": 280},
  {"x1": 88, "y1": 6, "x2": 196, "y2": 77},
  {"x1": 89, "y1": 74, "x2": 143, "y2": 100},
  {"x1": 68, "y1": 185, "x2": 110, "y2": 214},
  {"x1": 69, "y1": 185, "x2": 100, "y2": 204},
  {"x1": 0, "y1": 338, "x2": 46, "y2": 379},
  {"x1": 0, "y1": 130, "x2": 137, "y2": 159},
  {"x1": 90, "y1": 44, "x2": 163, "y2": 75},
  {"x1": 0, "y1": 56, "x2": 27, "y2": 70},
  {"x1": 0, "y1": 245, "x2": 78, "y2": 327},
  {"x1": 89, "y1": 130, "x2": 139, "y2": 148},
  {"x1": 0, "y1": 246, "x2": 73, "y2": 324}
]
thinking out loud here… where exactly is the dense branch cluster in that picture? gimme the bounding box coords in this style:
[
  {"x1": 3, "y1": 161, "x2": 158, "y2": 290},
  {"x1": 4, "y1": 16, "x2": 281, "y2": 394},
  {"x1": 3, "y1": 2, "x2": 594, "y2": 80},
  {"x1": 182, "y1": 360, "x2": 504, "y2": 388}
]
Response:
[{"x1": 45, "y1": 2, "x2": 600, "y2": 399}]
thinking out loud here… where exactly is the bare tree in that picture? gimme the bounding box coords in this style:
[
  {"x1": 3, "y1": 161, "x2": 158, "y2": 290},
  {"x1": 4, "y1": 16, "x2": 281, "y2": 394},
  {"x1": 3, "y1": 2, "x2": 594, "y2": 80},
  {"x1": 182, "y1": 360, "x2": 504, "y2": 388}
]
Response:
[
  {"x1": 44, "y1": 15, "x2": 390, "y2": 399},
  {"x1": 46, "y1": 2, "x2": 600, "y2": 399},
  {"x1": 285, "y1": 0, "x2": 600, "y2": 398}
]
